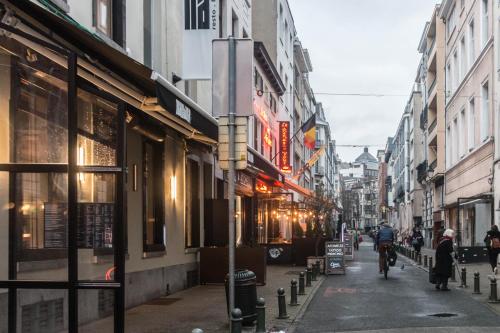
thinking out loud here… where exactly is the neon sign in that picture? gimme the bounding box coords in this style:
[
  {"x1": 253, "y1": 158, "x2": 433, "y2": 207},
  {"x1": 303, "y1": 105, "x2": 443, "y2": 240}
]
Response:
[
  {"x1": 279, "y1": 121, "x2": 291, "y2": 173},
  {"x1": 255, "y1": 180, "x2": 270, "y2": 193}
]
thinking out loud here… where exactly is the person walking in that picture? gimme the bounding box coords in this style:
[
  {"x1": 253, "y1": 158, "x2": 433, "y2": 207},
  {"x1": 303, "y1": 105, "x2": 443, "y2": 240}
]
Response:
[
  {"x1": 484, "y1": 225, "x2": 500, "y2": 274},
  {"x1": 412, "y1": 227, "x2": 424, "y2": 255},
  {"x1": 434, "y1": 229, "x2": 455, "y2": 291}
]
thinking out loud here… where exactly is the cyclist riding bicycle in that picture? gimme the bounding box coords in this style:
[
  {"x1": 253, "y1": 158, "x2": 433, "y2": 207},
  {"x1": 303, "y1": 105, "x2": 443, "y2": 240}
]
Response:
[{"x1": 376, "y1": 222, "x2": 394, "y2": 274}]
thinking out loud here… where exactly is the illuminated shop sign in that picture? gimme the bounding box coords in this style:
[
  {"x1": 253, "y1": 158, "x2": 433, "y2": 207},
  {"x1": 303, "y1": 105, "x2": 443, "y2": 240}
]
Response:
[
  {"x1": 255, "y1": 180, "x2": 270, "y2": 193},
  {"x1": 263, "y1": 126, "x2": 272, "y2": 146},
  {"x1": 279, "y1": 121, "x2": 291, "y2": 173}
]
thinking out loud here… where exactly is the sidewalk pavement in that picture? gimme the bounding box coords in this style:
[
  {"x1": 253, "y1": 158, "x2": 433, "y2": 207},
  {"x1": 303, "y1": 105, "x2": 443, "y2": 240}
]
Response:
[
  {"x1": 80, "y1": 265, "x2": 325, "y2": 333},
  {"x1": 400, "y1": 246, "x2": 500, "y2": 316}
]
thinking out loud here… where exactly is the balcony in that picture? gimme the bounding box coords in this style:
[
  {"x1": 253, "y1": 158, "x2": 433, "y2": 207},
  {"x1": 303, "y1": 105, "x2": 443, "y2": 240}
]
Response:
[
  {"x1": 428, "y1": 118, "x2": 437, "y2": 134},
  {"x1": 427, "y1": 77, "x2": 436, "y2": 96},
  {"x1": 420, "y1": 106, "x2": 428, "y2": 130},
  {"x1": 429, "y1": 159, "x2": 437, "y2": 171},
  {"x1": 417, "y1": 160, "x2": 427, "y2": 183},
  {"x1": 427, "y1": 38, "x2": 436, "y2": 57}
]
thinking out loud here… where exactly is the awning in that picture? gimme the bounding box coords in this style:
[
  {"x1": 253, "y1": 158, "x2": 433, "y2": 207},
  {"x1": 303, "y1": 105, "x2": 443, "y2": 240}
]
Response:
[
  {"x1": 153, "y1": 73, "x2": 218, "y2": 141},
  {"x1": 247, "y1": 147, "x2": 285, "y2": 184},
  {"x1": 283, "y1": 179, "x2": 313, "y2": 198},
  {"x1": 2, "y1": 0, "x2": 218, "y2": 145}
]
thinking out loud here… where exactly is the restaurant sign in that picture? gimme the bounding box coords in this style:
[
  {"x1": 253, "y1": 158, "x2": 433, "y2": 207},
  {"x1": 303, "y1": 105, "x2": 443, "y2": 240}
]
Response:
[{"x1": 279, "y1": 121, "x2": 291, "y2": 173}]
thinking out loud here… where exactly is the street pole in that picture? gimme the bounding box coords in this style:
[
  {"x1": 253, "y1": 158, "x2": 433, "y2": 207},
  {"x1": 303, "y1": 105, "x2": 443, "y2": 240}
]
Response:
[{"x1": 227, "y1": 36, "x2": 236, "y2": 324}]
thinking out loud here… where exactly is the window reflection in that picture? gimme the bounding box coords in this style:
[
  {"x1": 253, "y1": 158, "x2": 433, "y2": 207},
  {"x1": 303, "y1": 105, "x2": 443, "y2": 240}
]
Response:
[{"x1": 0, "y1": 36, "x2": 68, "y2": 164}]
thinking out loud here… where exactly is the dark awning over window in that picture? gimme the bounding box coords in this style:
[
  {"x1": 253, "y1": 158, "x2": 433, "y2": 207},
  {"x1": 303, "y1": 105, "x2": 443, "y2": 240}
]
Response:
[{"x1": 155, "y1": 81, "x2": 218, "y2": 141}]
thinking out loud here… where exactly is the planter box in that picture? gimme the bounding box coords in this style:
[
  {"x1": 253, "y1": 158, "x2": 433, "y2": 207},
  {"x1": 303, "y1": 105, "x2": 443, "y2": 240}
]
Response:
[
  {"x1": 200, "y1": 247, "x2": 267, "y2": 285},
  {"x1": 307, "y1": 256, "x2": 325, "y2": 274},
  {"x1": 292, "y1": 237, "x2": 327, "y2": 266}
]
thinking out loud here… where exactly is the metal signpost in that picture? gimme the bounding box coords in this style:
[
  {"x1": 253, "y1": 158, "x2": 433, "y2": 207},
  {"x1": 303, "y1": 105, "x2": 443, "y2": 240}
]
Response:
[
  {"x1": 213, "y1": 37, "x2": 253, "y2": 329},
  {"x1": 325, "y1": 241, "x2": 345, "y2": 275}
]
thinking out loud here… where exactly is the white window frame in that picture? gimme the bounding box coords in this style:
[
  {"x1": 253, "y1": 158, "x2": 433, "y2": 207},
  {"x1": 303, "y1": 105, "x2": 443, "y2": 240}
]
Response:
[
  {"x1": 481, "y1": 80, "x2": 489, "y2": 141},
  {"x1": 460, "y1": 35, "x2": 467, "y2": 80},
  {"x1": 459, "y1": 108, "x2": 466, "y2": 158},
  {"x1": 481, "y1": 0, "x2": 489, "y2": 47},
  {"x1": 468, "y1": 18, "x2": 475, "y2": 67},
  {"x1": 468, "y1": 97, "x2": 475, "y2": 151}
]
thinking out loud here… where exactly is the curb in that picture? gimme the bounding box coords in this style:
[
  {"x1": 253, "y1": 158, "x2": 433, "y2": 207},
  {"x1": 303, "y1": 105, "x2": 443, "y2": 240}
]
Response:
[{"x1": 287, "y1": 274, "x2": 326, "y2": 333}]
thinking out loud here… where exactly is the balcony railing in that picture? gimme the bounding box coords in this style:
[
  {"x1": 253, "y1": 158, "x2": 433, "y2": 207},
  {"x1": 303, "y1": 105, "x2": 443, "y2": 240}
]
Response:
[
  {"x1": 420, "y1": 106, "x2": 428, "y2": 130},
  {"x1": 429, "y1": 159, "x2": 437, "y2": 171},
  {"x1": 428, "y1": 119, "x2": 437, "y2": 134},
  {"x1": 417, "y1": 160, "x2": 428, "y2": 183},
  {"x1": 427, "y1": 77, "x2": 437, "y2": 96}
]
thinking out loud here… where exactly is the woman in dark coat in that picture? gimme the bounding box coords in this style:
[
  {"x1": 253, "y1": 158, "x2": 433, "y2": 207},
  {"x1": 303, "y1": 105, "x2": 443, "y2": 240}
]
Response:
[
  {"x1": 434, "y1": 229, "x2": 455, "y2": 291},
  {"x1": 484, "y1": 225, "x2": 500, "y2": 274}
]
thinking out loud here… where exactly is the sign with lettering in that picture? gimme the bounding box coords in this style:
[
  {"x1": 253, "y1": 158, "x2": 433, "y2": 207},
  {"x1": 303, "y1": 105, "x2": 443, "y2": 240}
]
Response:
[
  {"x1": 44, "y1": 203, "x2": 67, "y2": 248},
  {"x1": 344, "y1": 234, "x2": 354, "y2": 260},
  {"x1": 176, "y1": 100, "x2": 192, "y2": 123},
  {"x1": 325, "y1": 241, "x2": 345, "y2": 275},
  {"x1": 279, "y1": 121, "x2": 291, "y2": 173},
  {"x1": 183, "y1": 0, "x2": 219, "y2": 79}
]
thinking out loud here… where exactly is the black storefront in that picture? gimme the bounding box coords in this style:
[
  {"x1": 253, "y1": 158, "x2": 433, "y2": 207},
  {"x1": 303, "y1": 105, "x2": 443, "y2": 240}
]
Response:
[{"x1": 0, "y1": 1, "x2": 217, "y2": 332}]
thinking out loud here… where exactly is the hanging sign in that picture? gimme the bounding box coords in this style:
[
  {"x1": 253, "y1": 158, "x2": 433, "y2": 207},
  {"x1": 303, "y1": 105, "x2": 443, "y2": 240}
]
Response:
[
  {"x1": 183, "y1": 0, "x2": 219, "y2": 79},
  {"x1": 279, "y1": 121, "x2": 291, "y2": 173}
]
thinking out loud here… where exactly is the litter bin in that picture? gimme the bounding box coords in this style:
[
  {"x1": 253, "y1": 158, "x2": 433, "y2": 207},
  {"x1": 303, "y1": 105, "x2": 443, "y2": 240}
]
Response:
[{"x1": 225, "y1": 269, "x2": 257, "y2": 326}]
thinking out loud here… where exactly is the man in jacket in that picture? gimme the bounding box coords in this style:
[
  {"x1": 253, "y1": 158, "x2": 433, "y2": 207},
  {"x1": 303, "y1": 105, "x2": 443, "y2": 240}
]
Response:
[{"x1": 377, "y1": 222, "x2": 394, "y2": 273}]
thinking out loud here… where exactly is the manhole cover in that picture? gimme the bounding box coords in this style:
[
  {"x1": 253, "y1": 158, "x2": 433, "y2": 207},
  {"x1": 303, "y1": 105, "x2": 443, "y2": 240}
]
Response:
[
  {"x1": 145, "y1": 298, "x2": 181, "y2": 306},
  {"x1": 428, "y1": 313, "x2": 458, "y2": 318}
]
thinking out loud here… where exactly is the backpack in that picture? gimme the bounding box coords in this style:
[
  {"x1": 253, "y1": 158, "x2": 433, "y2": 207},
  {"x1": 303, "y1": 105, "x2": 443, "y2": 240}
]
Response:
[{"x1": 492, "y1": 237, "x2": 500, "y2": 249}]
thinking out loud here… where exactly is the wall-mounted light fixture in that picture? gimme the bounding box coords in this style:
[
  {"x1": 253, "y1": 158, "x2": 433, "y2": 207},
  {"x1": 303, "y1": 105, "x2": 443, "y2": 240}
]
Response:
[{"x1": 171, "y1": 175, "x2": 177, "y2": 201}]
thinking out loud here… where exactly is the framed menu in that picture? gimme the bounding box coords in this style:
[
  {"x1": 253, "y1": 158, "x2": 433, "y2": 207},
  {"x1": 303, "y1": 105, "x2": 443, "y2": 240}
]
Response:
[
  {"x1": 44, "y1": 203, "x2": 68, "y2": 248},
  {"x1": 77, "y1": 203, "x2": 114, "y2": 249}
]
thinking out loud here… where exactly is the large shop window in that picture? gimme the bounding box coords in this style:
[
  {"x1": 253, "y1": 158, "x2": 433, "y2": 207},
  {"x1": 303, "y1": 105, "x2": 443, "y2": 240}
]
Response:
[
  {"x1": 185, "y1": 159, "x2": 200, "y2": 248},
  {"x1": 143, "y1": 140, "x2": 165, "y2": 252},
  {"x1": 0, "y1": 34, "x2": 69, "y2": 280}
]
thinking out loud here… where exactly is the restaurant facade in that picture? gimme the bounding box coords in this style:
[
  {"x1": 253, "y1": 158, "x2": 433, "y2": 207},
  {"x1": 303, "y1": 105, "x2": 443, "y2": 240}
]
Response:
[{"x1": 0, "y1": 0, "x2": 219, "y2": 331}]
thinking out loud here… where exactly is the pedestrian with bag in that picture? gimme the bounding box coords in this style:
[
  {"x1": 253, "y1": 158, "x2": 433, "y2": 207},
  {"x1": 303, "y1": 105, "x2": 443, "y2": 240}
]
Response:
[
  {"x1": 484, "y1": 225, "x2": 500, "y2": 274},
  {"x1": 434, "y1": 229, "x2": 455, "y2": 291}
]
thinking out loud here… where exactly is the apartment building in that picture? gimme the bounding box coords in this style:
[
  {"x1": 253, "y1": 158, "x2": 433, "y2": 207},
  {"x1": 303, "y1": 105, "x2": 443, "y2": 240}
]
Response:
[{"x1": 440, "y1": 0, "x2": 494, "y2": 247}]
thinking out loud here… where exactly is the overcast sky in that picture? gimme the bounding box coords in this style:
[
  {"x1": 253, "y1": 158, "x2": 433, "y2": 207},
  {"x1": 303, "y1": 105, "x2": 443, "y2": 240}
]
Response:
[{"x1": 288, "y1": 0, "x2": 439, "y2": 162}]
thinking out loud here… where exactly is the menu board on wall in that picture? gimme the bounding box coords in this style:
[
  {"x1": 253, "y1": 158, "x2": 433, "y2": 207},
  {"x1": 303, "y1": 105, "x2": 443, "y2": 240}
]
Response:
[
  {"x1": 77, "y1": 203, "x2": 114, "y2": 249},
  {"x1": 44, "y1": 203, "x2": 68, "y2": 248}
]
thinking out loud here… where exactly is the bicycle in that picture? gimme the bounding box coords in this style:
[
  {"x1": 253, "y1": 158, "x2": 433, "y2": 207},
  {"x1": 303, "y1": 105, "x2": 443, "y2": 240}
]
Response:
[{"x1": 380, "y1": 243, "x2": 394, "y2": 280}]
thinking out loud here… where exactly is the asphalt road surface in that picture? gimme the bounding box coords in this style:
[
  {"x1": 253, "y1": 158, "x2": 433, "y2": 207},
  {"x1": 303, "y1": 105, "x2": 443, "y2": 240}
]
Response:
[{"x1": 292, "y1": 242, "x2": 500, "y2": 333}]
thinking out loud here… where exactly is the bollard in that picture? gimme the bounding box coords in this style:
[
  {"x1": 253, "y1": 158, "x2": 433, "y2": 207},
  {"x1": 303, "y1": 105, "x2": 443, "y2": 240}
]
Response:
[
  {"x1": 316, "y1": 260, "x2": 322, "y2": 275},
  {"x1": 192, "y1": 329, "x2": 204, "y2": 333},
  {"x1": 460, "y1": 267, "x2": 467, "y2": 288},
  {"x1": 418, "y1": 254, "x2": 422, "y2": 265},
  {"x1": 290, "y1": 279, "x2": 299, "y2": 306},
  {"x1": 424, "y1": 255, "x2": 428, "y2": 267},
  {"x1": 298, "y1": 272, "x2": 306, "y2": 295},
  {"x1": 450, "y1": 262, "x2": 456, "y2": 282},
  {"x1": 489, "y1": 276, "x2": 499, "y2": 303},
  {"x1": 276, "y1": 288, "x2": 289, "y2": 319},
  {"x1": 255, "y1": 297, "x2": 266, "y2": 333},
  {"x1": 231, "y1": 308, "x2": 243, "y2": 333},
  {"x1": 312, "y1": 263, "x2": 318, "y2": 282},
  {"x1": 473, "y1": 272, "x2": 481, "y2": 294},
  {"x1": 428, "y1": 257, "x2": 433, "y2": 282},
  {"x1": 306, "y1": 268, "x2": 312, "y2": 287}
]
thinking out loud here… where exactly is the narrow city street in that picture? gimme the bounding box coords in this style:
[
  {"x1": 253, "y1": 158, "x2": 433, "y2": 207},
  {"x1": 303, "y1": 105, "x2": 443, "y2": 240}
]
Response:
[{"x1": 293, "y1": 241, "x2": 500, "y2": 333}]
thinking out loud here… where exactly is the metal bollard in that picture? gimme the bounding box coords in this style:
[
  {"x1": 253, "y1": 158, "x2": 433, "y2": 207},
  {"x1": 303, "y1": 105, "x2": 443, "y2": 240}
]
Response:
[
  {"x1": 316, "y1": 260, "x2": 322, "y2": 275},
  {"x1": 256, "y1": 297, "x2": 266, "y2": 333},
  {"x1": 473, "y1": 272, "x2": 481, "y2": 294},
  {"x1": 231, "y1": 308, "x2": 243, "y2": 333},
  {"x1": 306, "y1": 268, "x2": 312, "y2": 287},
  {"x1": 418, "y1": 254, "x2": 422, "y2": 265},
  {"x1": 298, "y1": 272, "x2": 306, "y2": 295},
  {"x1": 450, "y1": 262, "x2": 456, "y2": 282},
  {"x1": 428, "y1": 257, "x2": 433, "y2": 282},
  {"x1": 276, "y1": 288, "x2": 289, "y2": 319},
  {"x1": 460, "y1": 267, "x2": 467, "y2": 288},
  {"x1": 312, "y1": 263, "x2": 318, "y2": 281},
  {"x1": 489, "y1": 276, "x2": 499, "y2": 303},
  {"x1": 424, "y1": 255, "x2": 428, "y2": 267},
  {"x1": 290, "y1": 279, "x2": 299, "y2": 306},
  {"x1": 192, "y1": 329, "x2": 204, "y2": 333}
]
